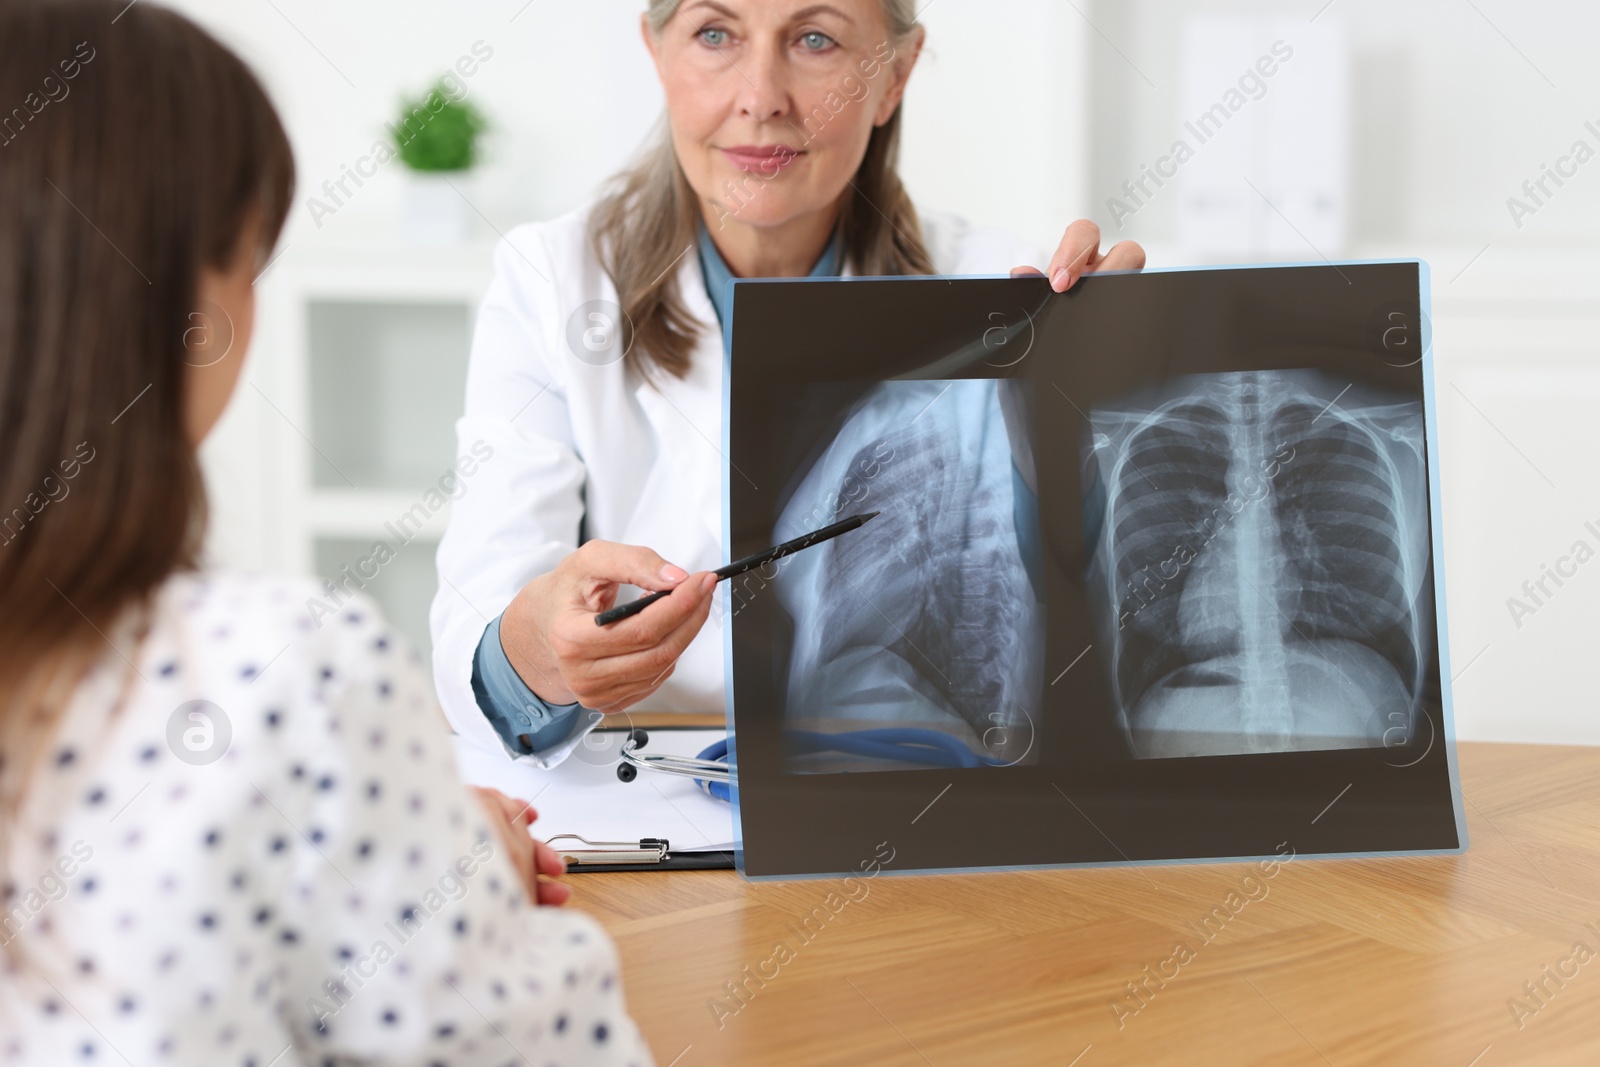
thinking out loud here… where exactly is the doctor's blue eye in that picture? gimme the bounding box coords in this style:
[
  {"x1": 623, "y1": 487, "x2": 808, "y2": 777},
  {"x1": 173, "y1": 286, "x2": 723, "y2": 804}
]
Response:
[
  {"x1": 698, "y1": 27, "x2": 729, "y2": 47},
  {"x1": 798, "y1": 31, "x2": 835, "y2": 52}
]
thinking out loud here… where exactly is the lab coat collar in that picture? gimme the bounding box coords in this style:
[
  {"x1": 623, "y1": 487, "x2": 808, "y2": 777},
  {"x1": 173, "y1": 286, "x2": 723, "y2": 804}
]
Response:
[{"x1": 627, "y1": 232, "x2": 857, "y2": 567}]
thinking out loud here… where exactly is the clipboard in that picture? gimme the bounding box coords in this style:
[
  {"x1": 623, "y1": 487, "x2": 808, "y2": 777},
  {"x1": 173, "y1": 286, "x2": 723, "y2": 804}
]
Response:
[
  {"x1": 452, "y1": 722, "x2": 736, "y2": 873},
  {"x1": 546, "y1": 835, "x2": 736, "y2": 873}
]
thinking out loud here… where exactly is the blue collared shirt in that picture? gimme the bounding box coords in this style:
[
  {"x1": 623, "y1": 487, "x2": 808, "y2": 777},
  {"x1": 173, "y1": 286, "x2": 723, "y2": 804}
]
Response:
[
  {"x1": 699, "y1": 221, "x2": 842, "y2": 343},
  {"x1": 469, "y1": 222, "x2": 843, "y2": 760},
  {"x1": 470, "y1": 614, "x2": 596, "y2": 762}
]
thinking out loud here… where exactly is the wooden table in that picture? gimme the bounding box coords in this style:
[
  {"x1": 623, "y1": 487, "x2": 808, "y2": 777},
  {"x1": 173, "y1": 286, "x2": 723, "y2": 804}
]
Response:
[{"x1": 572, "y1": 743, "x2": 1600, "y2": 1066}]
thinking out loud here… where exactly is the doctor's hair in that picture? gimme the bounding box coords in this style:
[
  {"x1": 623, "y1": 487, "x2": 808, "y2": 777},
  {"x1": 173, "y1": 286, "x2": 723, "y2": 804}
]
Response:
[
  {"x1": 591, "y1": 0, "x2": 933, "y2": 380},
  {"x1": 0, "y1": 0, "x2": 293, "y2": 928}
]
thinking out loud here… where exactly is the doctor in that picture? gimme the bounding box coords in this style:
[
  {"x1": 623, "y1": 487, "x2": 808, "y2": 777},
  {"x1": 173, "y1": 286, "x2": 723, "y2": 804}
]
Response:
[{"x1": 430, "y1": 0, "x2": 1145, "y2": 767}]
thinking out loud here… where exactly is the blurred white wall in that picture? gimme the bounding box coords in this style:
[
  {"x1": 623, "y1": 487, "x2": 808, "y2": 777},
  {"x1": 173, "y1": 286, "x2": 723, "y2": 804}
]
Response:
[
  {"x1": 1089, "y1": 0, "x2": 1600, "y2": 253},
  {"x1": 175, "y1": 0, "x2": 1599, "y2": 746}
]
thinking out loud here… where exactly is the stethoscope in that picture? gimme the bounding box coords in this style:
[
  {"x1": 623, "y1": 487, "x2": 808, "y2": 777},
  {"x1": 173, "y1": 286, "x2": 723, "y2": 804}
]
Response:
[
  {"x1": 615, "y1": 730, "x2": 736, "y2": 802},
  {"x1": 615, "y1": 726, "x2": 1017, "y2": 803}
]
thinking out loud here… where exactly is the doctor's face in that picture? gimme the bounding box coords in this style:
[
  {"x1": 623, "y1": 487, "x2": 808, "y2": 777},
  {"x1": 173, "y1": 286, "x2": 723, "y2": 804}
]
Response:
[{"x1": 645, "y1": 0, "x2": 920, "y2": 237}]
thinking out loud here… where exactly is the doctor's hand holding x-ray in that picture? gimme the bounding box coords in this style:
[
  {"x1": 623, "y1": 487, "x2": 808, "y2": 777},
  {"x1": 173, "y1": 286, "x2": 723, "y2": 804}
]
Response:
[{"x1": 430, "y1": 0, "x2": 1145, "y2": 768}]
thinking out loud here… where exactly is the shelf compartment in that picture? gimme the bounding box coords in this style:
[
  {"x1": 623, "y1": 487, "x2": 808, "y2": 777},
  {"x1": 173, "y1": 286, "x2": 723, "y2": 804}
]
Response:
[{"x1": 307, "y1": 299, "x2": 471, "y2": 491}]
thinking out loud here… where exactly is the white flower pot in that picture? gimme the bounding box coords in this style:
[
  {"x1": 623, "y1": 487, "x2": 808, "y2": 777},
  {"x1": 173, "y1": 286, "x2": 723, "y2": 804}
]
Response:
[{"x1": 400, "y1": 171, "x2": 474, "y2": 246}]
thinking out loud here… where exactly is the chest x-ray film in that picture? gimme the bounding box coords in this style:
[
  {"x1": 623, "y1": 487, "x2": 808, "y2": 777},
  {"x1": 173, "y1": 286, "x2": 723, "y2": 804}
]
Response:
[
  {"x1": 769, "y1": 378, "x2": 1045, "y2": 771},
  {"x1": 1088, "y1": 370, "x2": 1431, "y2": 759},
  {"x1": 723, "y1": 261, "x2": 1465, "y2": 878}
]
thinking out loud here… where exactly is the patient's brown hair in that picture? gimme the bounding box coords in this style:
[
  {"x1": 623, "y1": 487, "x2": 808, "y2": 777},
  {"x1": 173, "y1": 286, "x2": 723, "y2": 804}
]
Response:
[{"x1": 0, "y1": 0, "x2": 293, "y2": 908}]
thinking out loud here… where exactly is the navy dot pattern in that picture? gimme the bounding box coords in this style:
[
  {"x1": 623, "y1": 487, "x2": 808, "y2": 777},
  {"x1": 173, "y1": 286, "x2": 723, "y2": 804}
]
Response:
[{"x1": 1, "y1": 573, "x2": 652, "y2": 1066}]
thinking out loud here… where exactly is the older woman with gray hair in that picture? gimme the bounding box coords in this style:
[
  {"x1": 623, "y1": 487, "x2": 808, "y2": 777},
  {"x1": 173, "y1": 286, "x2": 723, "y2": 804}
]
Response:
[{"x1": 432, "y1": 0, "x2": 1145, "y2": 767}]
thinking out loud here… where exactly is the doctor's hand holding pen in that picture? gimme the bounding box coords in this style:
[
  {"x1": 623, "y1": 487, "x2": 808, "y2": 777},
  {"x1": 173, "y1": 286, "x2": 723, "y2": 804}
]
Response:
[
  {"x1": 498, "y1": 540, "x2": 719, "y2": 712},
  {"x1": 492, "y1": 514, "x2": 879, "y2": 712}
]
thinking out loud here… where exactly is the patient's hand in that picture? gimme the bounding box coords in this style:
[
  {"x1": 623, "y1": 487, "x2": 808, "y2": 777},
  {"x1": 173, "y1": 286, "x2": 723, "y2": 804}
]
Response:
[{"x1": 470, "y1": 786, "x2": 572, "y2": 907}]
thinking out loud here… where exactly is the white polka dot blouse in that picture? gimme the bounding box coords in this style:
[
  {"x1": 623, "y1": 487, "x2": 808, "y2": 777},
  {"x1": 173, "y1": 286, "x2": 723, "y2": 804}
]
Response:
[{"x1": 1, "y1": 571, "x2": 654, "y2": 1066}]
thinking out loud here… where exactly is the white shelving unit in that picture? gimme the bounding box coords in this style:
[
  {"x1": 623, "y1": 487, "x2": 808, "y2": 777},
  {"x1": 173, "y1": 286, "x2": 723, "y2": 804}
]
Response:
[{"x1": 225, "y1": 240, "x2": 498, "y2": 661}]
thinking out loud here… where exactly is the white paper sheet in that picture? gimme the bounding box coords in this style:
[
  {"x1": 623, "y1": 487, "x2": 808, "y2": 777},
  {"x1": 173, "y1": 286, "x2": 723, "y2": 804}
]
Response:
[{"x1": 451, "y1": 728, "x2": 735, "y2": 853}]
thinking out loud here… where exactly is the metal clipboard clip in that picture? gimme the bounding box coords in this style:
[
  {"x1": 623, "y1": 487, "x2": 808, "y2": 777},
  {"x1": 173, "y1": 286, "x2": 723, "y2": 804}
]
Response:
[{"x1": 545, "y1": 834, "x2": 672, "y2": 867}]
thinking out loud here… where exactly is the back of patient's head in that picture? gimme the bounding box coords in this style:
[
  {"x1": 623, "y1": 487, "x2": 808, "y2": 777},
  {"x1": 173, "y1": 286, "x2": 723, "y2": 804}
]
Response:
[{"x1": 0, "y1": 0, "x2": 294, "y2": 785}]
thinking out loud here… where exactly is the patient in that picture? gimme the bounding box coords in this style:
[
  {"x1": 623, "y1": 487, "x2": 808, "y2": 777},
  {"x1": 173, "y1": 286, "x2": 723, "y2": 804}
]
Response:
[{"x1": 0, "y1": 2, "x2": 649, "y2": 1063}]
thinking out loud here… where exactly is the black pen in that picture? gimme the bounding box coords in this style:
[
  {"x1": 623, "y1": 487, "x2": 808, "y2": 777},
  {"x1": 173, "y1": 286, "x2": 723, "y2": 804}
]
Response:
[{"x1": 594, "y1": 511, "x2": 880, "y2": 626}]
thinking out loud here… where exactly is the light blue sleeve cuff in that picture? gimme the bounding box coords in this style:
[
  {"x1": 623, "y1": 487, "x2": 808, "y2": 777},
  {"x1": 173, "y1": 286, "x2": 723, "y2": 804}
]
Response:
[{"x1": 471, "y1": 614, "x2": 600, "y2": 768}]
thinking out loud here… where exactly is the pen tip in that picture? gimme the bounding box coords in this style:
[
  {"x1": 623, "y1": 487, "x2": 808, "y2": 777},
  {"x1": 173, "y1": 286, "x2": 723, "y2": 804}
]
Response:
[{"x1": 862, "y1": 511, "x2": 880, "y2": 522}]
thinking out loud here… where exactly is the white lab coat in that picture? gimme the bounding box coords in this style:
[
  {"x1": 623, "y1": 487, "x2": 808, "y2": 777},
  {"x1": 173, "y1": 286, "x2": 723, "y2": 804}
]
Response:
[{"x1": 430, "y1": 202, "x2": 1042, "y2": 764}]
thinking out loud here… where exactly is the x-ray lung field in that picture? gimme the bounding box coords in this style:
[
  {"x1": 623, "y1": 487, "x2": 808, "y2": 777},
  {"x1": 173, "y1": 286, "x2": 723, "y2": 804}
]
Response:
[
  {"x1": 769, "y1": 379, "x2": 1044, "y2": 773},
  {"x1": 1085, "y1": 369, "x2": 1432, "y2": 759}
]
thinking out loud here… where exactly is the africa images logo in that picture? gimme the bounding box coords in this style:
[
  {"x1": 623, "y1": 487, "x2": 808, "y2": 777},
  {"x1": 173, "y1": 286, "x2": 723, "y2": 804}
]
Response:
[{"x1": 166, "y1": 700, "x2": 232, "y2": 766}]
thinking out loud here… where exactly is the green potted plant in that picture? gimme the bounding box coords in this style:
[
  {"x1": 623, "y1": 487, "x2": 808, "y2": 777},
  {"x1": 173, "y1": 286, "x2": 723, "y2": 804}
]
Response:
[{"x1": 391, "y1": 78, "x2": 488, "y2": 245}]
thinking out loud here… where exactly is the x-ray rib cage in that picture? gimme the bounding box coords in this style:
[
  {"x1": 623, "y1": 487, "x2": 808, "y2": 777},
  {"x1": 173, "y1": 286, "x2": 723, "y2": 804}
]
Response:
[
  {"x1": 772, "y1": 381, "x2": 1044, "y2": 770},
  {"x1": 1085, "y1": 369, "x2": 1431, "y2": 759}
]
